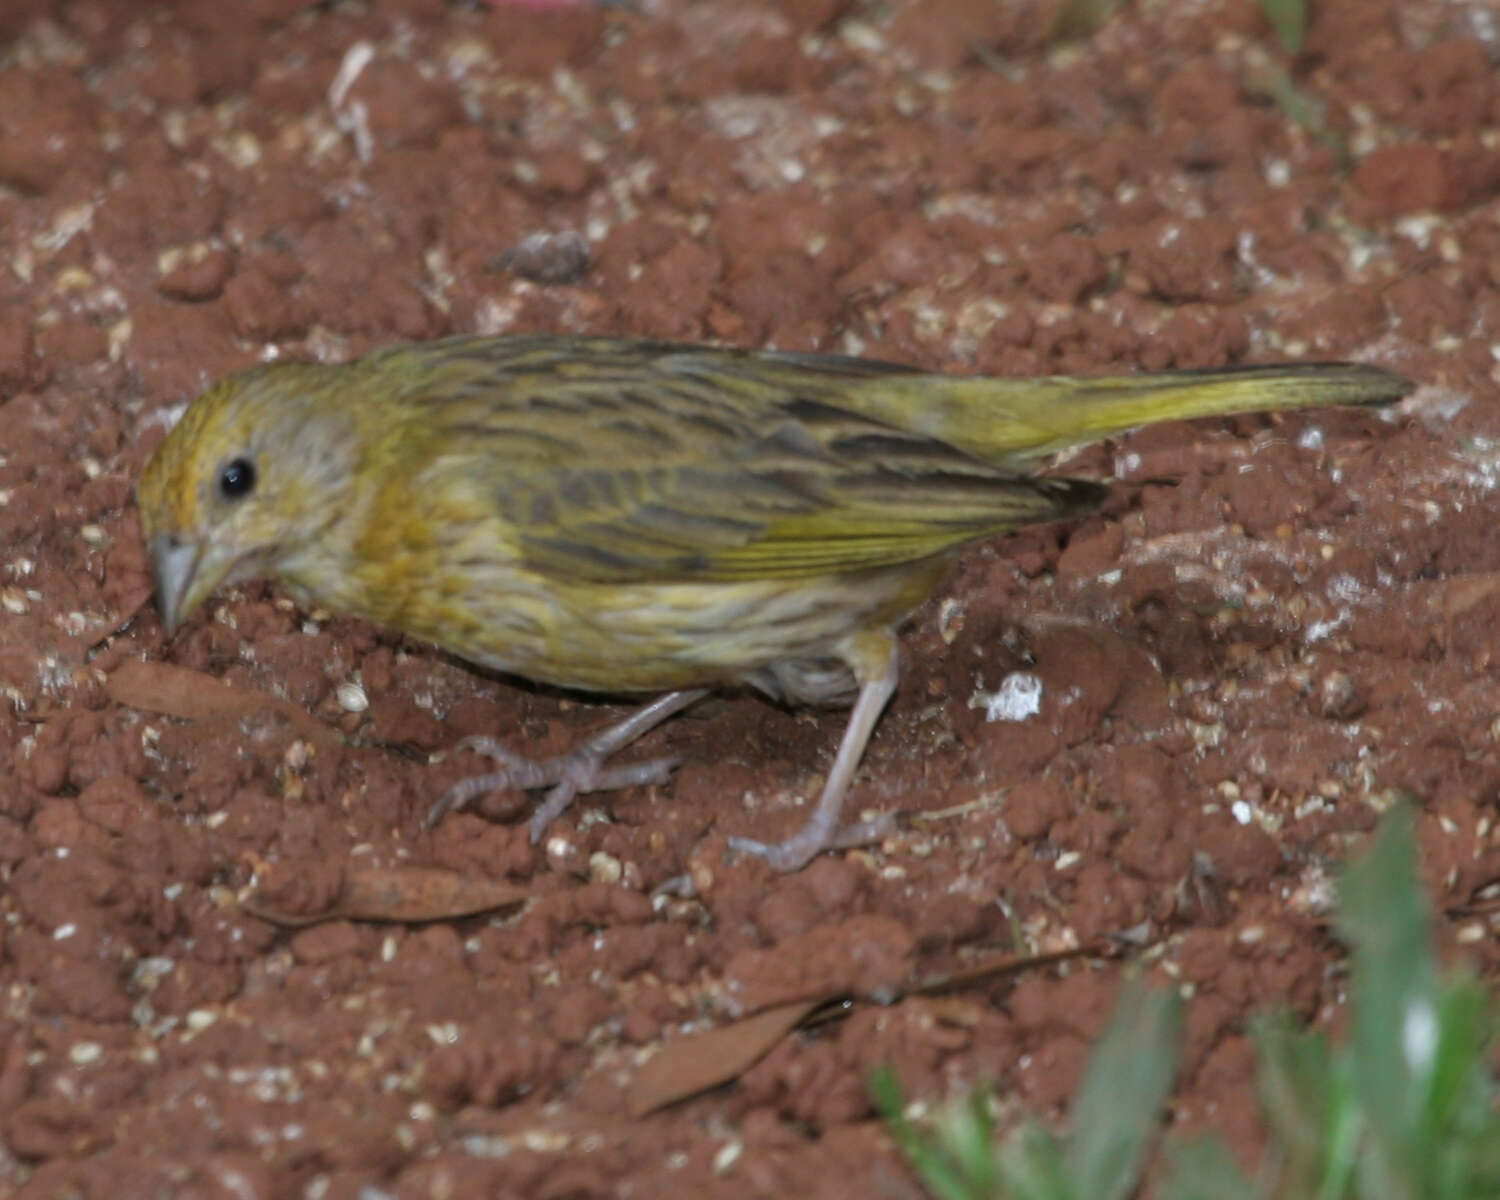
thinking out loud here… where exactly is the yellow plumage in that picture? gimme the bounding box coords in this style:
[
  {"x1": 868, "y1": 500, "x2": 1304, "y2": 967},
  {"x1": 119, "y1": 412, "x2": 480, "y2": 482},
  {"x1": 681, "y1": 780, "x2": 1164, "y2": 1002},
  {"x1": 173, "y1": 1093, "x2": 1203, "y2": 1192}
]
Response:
[{"x1": 136, "y1": 334, "x2": 1410, "y2": 869}]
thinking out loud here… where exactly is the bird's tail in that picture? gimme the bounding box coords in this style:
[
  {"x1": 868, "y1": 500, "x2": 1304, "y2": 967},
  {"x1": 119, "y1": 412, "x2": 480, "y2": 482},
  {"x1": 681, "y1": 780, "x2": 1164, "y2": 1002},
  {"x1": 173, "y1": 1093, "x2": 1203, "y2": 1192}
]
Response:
[{"x1": 846, "y1": 361, "x2": 1413, "y2": 466}]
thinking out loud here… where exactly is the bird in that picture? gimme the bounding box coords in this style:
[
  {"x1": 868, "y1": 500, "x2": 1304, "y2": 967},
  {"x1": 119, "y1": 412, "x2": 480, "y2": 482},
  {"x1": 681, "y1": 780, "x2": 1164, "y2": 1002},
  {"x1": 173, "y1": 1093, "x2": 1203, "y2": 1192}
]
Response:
[{"x1": 136, "y1": 334, "x2": 1411, "y2": 870}]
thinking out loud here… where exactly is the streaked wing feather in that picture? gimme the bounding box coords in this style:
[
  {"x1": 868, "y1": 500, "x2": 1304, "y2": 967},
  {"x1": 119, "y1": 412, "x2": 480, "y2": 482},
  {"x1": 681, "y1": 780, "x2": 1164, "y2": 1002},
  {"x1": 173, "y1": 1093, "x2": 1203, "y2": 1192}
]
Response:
[
  {"x1": 485, "y1": 389, "x2": 1105, "y2": 583},
  {"x1": 383, "y1": 335, "x2": 1107, "y2": 583}
]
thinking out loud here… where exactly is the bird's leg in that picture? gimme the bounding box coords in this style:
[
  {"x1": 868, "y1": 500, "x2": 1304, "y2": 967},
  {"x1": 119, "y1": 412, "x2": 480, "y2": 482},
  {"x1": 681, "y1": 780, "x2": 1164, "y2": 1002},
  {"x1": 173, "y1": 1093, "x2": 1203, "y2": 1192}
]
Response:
[
  {"x1": 424, "y1": 688, "x2": 710, "y2": 839},
  {"x1": 729, "y1": 635, "x2": 900, "y2": 872}
]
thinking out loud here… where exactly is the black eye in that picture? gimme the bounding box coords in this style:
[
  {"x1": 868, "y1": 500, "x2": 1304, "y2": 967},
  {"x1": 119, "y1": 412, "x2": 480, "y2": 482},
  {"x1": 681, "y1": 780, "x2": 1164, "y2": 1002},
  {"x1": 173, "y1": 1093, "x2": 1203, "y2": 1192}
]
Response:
[{"x1": 218, "y1": 457, "x2": 257, "y2": 500}]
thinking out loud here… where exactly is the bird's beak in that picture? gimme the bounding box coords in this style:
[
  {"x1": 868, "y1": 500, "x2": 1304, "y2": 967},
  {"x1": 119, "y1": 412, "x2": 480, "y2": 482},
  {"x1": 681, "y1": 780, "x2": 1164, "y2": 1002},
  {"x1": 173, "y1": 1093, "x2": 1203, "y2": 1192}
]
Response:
[{"x1": 149, "y1": 533, "x2": 205, "y2": 636}]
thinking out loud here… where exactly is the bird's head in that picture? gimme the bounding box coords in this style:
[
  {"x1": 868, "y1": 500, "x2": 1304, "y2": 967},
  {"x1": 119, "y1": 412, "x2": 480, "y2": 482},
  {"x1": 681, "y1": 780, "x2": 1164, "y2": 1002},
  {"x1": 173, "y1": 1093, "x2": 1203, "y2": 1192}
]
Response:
[{"x1": 136, "y1": 363, "x2": 361, "y2": 634}]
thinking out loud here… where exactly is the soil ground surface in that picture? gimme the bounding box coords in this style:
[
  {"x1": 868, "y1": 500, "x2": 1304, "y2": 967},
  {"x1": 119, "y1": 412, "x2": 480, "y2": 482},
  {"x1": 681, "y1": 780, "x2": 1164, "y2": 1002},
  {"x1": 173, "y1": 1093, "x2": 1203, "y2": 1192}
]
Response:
[{"x1": 3, "y1": 0, "x2": 1500, "y2": 1196}]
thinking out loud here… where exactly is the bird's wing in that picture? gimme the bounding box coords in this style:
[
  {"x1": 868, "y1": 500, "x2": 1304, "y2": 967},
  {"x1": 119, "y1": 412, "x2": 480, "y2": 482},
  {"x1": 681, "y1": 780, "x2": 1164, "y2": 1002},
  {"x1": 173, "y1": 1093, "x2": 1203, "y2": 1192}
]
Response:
[{"x1": 475, "y1": 386, "x2": 1106, "y2": 584}]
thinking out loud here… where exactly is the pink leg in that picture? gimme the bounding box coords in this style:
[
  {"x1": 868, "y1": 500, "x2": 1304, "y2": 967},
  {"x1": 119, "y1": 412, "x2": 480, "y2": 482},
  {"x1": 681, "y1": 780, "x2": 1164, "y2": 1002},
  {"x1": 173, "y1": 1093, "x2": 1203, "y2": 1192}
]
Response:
[
  {"x1": 423, "y1": 689, "x2": 709, "y2": 840},
  {"x1": 728, "y1": 642, "x2": 899, "y2": 871}
]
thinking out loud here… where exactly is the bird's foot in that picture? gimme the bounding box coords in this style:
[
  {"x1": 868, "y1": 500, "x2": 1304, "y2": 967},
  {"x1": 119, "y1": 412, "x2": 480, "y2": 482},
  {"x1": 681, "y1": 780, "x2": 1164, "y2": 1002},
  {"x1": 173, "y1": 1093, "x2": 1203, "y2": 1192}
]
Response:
[
  {"x1": 728, "y1": 645, "x2": 901, "y2": 872},
  {"x1": 422, "y1": 689, "x2": 706, "y2": 839},
  {"x1": 728, "y1": 808, "x2": 896, "y2": 873},
  {"x1": 423, "y1": 735, "x2": 681, "y2": 840}
]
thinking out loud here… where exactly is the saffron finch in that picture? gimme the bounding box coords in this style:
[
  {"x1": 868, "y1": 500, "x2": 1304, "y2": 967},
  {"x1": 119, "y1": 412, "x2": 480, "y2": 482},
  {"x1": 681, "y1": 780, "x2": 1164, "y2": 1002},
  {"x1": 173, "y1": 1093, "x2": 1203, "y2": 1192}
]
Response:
[{"x1": 136, "y1": 335, "x2": 1411, "y2": 870}]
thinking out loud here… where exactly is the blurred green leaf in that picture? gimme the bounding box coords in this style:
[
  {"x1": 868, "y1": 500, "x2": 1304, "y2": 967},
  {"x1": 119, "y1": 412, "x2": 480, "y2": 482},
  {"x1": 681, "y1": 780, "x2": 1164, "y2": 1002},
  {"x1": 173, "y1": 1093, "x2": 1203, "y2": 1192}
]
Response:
[
  {"x1": 1259, "y1": 0, "x2": 1307, "y2": 54},
  {"x1": 948, "y1": 1088, "x2": 1001, "y2": 1197},
  {"x1": 873, "y1": 1066, "x2": 995, "y2": 1200},
  {"x1": 1243, "y1": 47, "x2": 1350, "y2": 172},
  {"x1": 1067, "y1": 981, "x2": 1184, "y2": 1200},
  {"x1": 1160, "y1": 1133, "x2": 1260, "y2": 1200},
  {"x1": 998, "y1": 1121, "x2": 1072, "y2": 1200},
  {"x1": 1250, "y1": 1010, "x2": 1360, "y2": 1196},
  {"x1": 1045, "y1": 0, "x2": 1122, "y2": 45},
  {"x1": 1337, "y1": 805, "x2": 1500, "y2": 1200},
  {"x1": 879, "y1": 807, "x2": 1500, "y2": 1200},
  {"x1": 875, "y1": 981, "x2": 1182, "y2": 1200},
  {"x1": 1426, "y1": 978, "x2": 1487, "y2": 1131},
  {"x1": 1337, "y1": 806, "x2": 1439, "y2": 1187}
]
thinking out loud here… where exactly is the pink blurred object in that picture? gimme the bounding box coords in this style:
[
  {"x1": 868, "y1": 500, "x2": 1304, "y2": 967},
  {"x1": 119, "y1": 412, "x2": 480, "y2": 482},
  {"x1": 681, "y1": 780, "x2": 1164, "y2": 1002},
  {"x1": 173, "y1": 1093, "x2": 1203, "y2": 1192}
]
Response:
[{"x1": 483, "y1": 0, "x2": 591, "y2": 8}]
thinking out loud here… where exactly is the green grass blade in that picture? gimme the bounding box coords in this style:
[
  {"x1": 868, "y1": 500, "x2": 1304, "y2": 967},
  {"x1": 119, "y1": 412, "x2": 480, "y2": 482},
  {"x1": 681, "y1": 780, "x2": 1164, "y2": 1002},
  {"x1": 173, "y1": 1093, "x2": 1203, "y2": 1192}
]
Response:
[
  {"x1": 1243, "y1": 48, "x2": 1351, "y2": 172},
  {"x1": 947, "y1": 1087, "x2": 1001, "y2": 1198},
  {"x1": 1065, "y1": 981, "x2": 1184, "y2": 1200},
  {"x1": 1160, "y1": 1132, "x2": 1260, "y2": 1200},
  {"x1": 997, "y1": 1121, "x2": 1073, "y2": 1200},
  {"x1": 1250, "y1": 1010, "x2": 1333, "y2": 1191},
  {"x1": 1258, "y1": 0, "x2": 1307, "y2": 53},
  {"x1": 1420, "y1": 976, "x2": 1500, "y2": 1199},
  {"x1": 1334, "y1": 804, "x2": 1500, "y2": 1199},
  {"x1": 1313, "y1": 1052, "x2": 1362, "y2": 1200},
  {"x1": 1044, "y1": 0, "x2": 1122, "y2": 45},
  {"x1": 878, "y1": 807, "x2": 1499, "y2": 1200},
  {"x1": 1336, "y1": 806, "x2": 1440, "y2": 1186},
  {"x1": 1423, "y1": 977, "x2": 1487, "y2": 1129},
  {"x1": 872, "y1": 1066, "x2": 988, "y2": 1200}
]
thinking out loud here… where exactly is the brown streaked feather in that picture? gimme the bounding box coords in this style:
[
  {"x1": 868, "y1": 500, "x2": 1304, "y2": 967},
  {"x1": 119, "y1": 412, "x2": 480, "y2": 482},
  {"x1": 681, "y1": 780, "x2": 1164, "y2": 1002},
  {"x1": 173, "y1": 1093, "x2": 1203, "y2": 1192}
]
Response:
[{"x1": 348, "y1": 339, "x2": 1108, "y2": 585}]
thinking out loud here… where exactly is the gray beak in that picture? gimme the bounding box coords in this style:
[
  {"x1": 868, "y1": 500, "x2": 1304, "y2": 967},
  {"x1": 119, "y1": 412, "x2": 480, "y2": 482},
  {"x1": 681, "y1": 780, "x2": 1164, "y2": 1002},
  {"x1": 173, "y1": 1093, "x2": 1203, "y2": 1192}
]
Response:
[{"x1": 149, "y1": 533, "x2": 202, "y2": 636}]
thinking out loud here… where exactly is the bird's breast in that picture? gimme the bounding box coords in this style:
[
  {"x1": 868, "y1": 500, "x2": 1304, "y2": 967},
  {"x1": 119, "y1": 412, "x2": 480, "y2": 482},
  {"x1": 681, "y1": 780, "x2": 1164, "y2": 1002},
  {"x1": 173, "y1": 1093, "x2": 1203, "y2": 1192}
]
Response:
[{"x1": 388, "y1": 558, "x2": 949, "y2": 696}]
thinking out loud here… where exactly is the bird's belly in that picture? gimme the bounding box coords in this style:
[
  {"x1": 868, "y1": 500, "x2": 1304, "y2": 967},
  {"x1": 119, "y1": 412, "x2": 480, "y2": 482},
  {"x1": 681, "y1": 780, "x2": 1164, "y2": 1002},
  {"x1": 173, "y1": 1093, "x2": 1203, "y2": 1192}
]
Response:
[{"x1": 419, "y1": 562, "x2": 947, "y2": 696}]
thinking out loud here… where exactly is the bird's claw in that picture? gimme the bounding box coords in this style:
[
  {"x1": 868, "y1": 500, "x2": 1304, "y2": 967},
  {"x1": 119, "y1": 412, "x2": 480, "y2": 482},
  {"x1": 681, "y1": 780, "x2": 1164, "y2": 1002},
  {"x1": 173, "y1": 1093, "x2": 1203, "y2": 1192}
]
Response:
[
  {"x1": 525, "y1": 754, "x2": 680, "y2": 843},
  {"x1": 728, "y1": 809, "x2": 896, "y2": 872},
  {"x1": 423, "y1": 738, "x2": 682, "y2": 839}
]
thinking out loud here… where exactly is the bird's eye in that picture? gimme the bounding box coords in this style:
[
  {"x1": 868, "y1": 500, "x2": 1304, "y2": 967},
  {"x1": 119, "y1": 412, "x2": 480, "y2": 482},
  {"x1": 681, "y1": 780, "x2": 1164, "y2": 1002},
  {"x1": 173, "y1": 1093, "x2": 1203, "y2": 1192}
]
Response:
[{"x1": 218, "y1": 457, "x2": 257, "y2": 501}]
